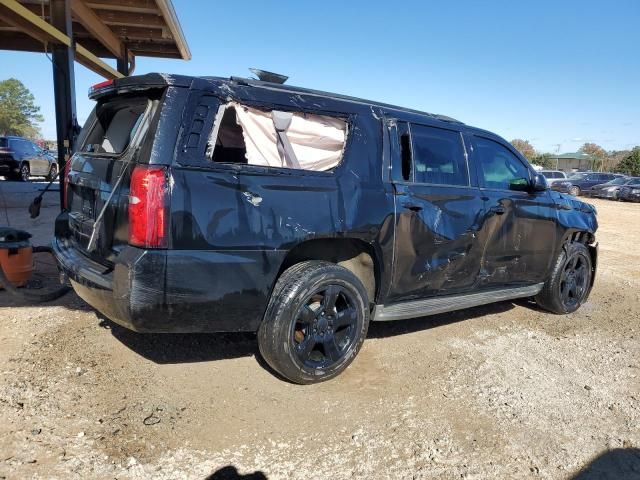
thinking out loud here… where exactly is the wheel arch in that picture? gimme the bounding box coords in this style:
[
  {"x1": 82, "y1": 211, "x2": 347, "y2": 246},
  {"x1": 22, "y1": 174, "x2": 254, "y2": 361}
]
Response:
[{"x1": 276, "y1": 237, "x2": 381, "y2": 306}]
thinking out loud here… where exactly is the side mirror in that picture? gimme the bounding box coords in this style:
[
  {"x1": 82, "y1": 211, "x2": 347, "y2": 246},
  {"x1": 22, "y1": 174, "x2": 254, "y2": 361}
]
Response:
[
  {"x1": 531, "y1": 173, "x2": 548, "y2": 192},
  {"x1": 509, "y1": 177, "x2": 531, "y2": 192}
]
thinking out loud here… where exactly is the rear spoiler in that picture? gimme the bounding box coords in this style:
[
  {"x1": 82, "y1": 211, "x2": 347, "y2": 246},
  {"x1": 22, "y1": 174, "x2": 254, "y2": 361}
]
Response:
[{"x1": 88, "y1": 73, "x2": 193, "y2": 100}]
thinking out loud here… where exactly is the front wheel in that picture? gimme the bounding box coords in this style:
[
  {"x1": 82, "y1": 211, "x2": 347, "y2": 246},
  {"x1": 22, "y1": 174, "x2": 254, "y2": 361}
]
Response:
[
  {"x1": 569, "y1": 186, "x2": 581, "y2": 196},
  {"x1": 535, "y1": 242, "x2": 593, "y2": 314},
  {"x1": 258, "y1": 261, "x2": 370, "y2": 384}
]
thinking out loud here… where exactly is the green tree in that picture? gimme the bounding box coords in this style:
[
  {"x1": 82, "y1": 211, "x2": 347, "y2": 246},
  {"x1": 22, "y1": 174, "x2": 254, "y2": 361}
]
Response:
[
  {"x1": 530, "y1": 153, "x2": 555, "y2": 169},
  {"x1": 510, "y1": 139, "x2": 536, "y2": 160},
  {"x1": 616, "y1": 147, "x2": 640, "y2": 176},
  {"x1": 0, "y1": 78, "x2": 44, "y2": 138},
  {"x1": 579, "y1": 142, "x2": 607, "y2": 171}
]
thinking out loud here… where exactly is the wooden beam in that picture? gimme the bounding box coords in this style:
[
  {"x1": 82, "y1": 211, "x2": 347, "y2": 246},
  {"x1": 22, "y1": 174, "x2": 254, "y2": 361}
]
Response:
[
  {"x1": 95, "y1": 9, "x2": 164, "y2": 27},
  {"x1": 154, "y1": 0, "x2": 189, "y2": 60},
  {"x1": 86, "y1": 0, "x2": 158, "y2": 15},
  {"x1": 70, "y1": 0, "x2": 123, "y2": 58},
  {"x1": 0, "y1": 0, "x2": 123, "y2": 79}
]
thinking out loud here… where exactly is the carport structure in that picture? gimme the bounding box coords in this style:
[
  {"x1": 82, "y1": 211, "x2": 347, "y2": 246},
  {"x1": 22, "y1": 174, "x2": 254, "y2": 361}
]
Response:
[{"x1": 0, "y1": 0, "x2": 190, "y2": 203}]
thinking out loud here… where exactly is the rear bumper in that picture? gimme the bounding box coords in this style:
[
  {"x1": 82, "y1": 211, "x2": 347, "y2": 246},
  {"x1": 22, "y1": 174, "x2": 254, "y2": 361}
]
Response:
[
  {"x1": 53, "y1": 216, "x2": 286, "y2": 333},
  {"x1": 0, "y1": 159, "x2": 19, "y2": 175}
]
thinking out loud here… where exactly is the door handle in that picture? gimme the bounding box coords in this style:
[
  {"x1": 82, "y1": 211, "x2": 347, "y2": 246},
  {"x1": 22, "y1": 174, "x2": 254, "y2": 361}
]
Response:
[
  {"x1": 490, "y1": 206, "x2": 506, "y2": 215},
  {"x1": 403, "y1": 203, "x2": 423, "y2": 212}
]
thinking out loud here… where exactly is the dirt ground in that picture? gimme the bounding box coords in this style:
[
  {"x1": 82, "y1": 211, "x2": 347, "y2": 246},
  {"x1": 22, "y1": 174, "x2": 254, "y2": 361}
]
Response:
[{"x1": 1, "y1": 197, "x2": 639, "y2": 480}]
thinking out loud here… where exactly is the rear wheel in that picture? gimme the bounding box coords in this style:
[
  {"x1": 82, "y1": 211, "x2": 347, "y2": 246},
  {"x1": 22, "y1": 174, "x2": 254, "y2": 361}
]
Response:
[
  {"x1": 258, "y1": 261, "x2": 369, "y2": 384},
  {"x1": 535, "y1": 242, "x2": 593, "y2": 314},
  {"x1": 46, "y1": 164, "x2": 58, "y2": 182},
  {"x1": 18, "y1": 163, "x2": 30, "y2": 182},
  {"x1": 569, "y1": 185, "x2": 581, "y2": 196}
]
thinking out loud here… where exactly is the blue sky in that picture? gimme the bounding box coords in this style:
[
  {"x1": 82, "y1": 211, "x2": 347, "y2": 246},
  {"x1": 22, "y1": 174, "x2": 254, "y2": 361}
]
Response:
[{"x1": 1, "y1": 0, "x2": 638, "y2": 153}]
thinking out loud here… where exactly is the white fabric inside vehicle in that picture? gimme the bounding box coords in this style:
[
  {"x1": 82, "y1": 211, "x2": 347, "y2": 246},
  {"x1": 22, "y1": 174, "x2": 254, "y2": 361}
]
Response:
[
  {"x1": 101, "y1": 107, "x2": 143, "y2": 154},
  {"x1": 210, "y1": 103, "x2": 347, "y2": 171}
]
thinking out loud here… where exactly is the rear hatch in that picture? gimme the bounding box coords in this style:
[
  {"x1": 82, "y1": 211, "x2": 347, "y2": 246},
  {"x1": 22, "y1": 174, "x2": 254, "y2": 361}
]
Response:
[
  {"x1": 0, "y1": 138, "x2": 15, "y2": 173},
  {"x1": 66, "y1": 87, "x2": 165, "y2": 266}
]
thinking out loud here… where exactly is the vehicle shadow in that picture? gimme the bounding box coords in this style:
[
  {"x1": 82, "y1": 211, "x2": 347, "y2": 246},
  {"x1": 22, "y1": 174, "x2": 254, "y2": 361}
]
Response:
[
  {"x1": 204, "y1": 465, "x2": 268, "y2": 479},
  {"x1": 98, "y1": 301, "x2": 517, "y2": 367},
  {"x1": 99, "y1": 316, "x2": 260, "y2": 364},
  {"x1": 571, "y1": 448, "x2": 640, "y2": 479}
]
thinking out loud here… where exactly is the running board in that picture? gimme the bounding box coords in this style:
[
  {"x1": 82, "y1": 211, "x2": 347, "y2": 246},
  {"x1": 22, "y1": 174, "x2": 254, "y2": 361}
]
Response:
[{"x1": 373, "y1": 283, "x2": 544, "y2": 322}]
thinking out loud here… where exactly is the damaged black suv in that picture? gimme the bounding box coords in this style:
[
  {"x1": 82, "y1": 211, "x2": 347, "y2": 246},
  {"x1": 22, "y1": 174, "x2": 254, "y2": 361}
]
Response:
[{"x1": 53, "y1": 73, "x2": 598, "y2": 384}]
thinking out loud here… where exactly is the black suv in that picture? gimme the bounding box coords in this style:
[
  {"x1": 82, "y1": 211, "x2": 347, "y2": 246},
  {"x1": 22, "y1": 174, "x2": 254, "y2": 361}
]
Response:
[
  {"x1": 0, "y1": 136, "x2": 58, "y2": 181},
  {"x1": 53, "y1": 74, "x2": 598, "y2": 384}
]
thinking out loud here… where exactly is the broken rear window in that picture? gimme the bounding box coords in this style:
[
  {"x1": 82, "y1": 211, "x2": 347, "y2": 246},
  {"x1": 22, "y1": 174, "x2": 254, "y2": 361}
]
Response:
[
  {"x1": 81, "y1": 97, "x2": 149, "y2": 155},
  {"x1": 206, "y1": 103, "x2": 348, "y2": 171}
]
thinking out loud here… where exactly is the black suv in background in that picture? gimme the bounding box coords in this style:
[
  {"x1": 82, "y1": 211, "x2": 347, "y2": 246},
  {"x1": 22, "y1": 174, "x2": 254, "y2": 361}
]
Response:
[
  {"x1": 53, "y1": 74, "x2": 598, "y2": 384},
  {"x1": 0, "y1": 136, "x2": 58, "y2": 181},
  {"x1": 551, "y1": 171, "x2": 624, "y2": 196}
]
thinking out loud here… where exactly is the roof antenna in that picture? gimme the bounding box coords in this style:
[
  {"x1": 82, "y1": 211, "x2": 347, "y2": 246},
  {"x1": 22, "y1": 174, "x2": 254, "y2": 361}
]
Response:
[{"x1": 249, "y1": 68, "x2": 288, "y2": 84}]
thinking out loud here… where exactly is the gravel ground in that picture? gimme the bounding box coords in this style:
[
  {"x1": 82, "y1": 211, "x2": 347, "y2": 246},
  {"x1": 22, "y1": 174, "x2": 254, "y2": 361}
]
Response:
[{"x1": 0, "y1": 198, "x2": 639, "y2": 480}]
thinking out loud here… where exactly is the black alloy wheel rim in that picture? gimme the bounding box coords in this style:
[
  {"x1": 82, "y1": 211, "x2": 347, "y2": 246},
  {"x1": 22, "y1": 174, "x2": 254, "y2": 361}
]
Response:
[
  {"x1": 559, "y1": 252, "x2": 590, "y2": 310},
  {"x1": 291, "y1": 284, "x2": 359, "y2": 370},
  {"x1": 21, "y1": 165, "x2": 29, "y2": 181}
]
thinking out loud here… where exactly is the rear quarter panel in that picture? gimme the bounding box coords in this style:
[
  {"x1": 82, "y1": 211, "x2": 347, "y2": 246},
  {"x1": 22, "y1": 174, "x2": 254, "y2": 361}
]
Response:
[{"x1": 166, "y1": 90, "x2": 393, "y2": 331}]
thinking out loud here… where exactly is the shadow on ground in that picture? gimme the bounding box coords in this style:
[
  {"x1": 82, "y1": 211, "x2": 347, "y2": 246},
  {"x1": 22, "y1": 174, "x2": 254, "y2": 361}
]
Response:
[
  {"x1": 100, "y1": 300, "x2": 518, "y2": 366},
  {"x1": 571, "y1": 448, "x2": 640, "y2": 479},
  {"x1": 205, "y1": 465, "x2": 267, "y2": 479}
]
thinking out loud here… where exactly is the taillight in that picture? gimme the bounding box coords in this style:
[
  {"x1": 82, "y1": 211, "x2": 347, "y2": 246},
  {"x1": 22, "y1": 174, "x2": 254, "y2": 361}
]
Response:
[
  {"x1": 89, "y1": 79, "x2": 115, "y2": 98},
  {"x1": 128, "y1": 166, "x2": 169, "y2": 248},
  {"x1": 62, "y1": 159, "x2": 72, "y2": 210}
]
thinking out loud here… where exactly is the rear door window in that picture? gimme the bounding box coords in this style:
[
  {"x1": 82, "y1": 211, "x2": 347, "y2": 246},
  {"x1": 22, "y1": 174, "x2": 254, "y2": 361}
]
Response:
[
  {"x1": 473, "y1": 136, "x2": 531, "y2": 191},
  {"x1": 409, "y1": 124, "x2": 468, "y2": 186},
  {"x1": 205, "y1": 102, "x2": 349, "y2": 172}
]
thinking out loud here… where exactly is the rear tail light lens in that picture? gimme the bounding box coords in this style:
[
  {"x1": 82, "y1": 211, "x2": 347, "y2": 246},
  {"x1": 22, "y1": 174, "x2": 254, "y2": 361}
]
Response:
[
  {"x1": 89, "y1": 79, "x2": 115, "y2": 97},
  {"x1": 128, "y1": 166, "x2": 169, "y2": 248}
]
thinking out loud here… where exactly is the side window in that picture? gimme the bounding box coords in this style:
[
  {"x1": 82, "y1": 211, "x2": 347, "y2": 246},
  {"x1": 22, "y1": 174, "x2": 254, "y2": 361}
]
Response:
[
  {"x1": 409, "y1": 124, "x2": 468, "y2": 186},
  {"x1": 206, "y1": 102, "x2": 349, "y2": 172},
  {"x1": 474, "y1": 136, "x2": 531, "y2": 190}
]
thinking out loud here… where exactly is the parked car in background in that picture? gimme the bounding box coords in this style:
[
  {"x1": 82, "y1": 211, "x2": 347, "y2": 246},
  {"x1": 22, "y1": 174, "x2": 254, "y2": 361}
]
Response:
[
  {"x1": 540, "y1": 170, "x2": 568, "y2": 186},
  {"x1": 587, "y1": 176, "x2": 639, "y2": 200},
  {"x1": 618, "y1": 179, "x2": 640, "y2": 202},
  {"x1": 551, "y1": 172, "x2": 624, "y2": 196},
  {"x1": 0, "y1": 136, "x2": 58, "y2": 181}
]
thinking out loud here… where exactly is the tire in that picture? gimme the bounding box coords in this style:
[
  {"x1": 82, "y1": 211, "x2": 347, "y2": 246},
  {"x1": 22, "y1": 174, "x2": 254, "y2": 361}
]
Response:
[
  {"x1": 46, "y1": 164, "x2": 58, "y2": 182},
  {"x1": 258, "y1": 261, "x2": 370, "y2": 384},
  {"x1": 569, "y1": 185, "x2": 580, "y2": 196},
  {"x1": 18, "y1": 163, "x2": 30, "y2": 182},
  {"x1": 535, "y1": 241, "x2": 593, "y2": 314}
]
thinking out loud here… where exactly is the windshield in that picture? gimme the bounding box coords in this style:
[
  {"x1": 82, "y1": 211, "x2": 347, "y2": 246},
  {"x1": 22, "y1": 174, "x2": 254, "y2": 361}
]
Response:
[
  {"x1": 0, "y1": 138, "x2": 7, "y2": 148},
  {"x1": 605, "y1": 177, "x2": 629, "y2": 185}
]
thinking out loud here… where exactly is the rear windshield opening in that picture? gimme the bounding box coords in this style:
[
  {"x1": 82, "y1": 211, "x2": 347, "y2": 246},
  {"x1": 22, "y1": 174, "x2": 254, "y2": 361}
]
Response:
[
  {"x1": 207, "y1": 102, "x2": 348, "y2": 172},
  {"x1": 82, "y1": 98, "x2": 148, "y2": 155}
]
